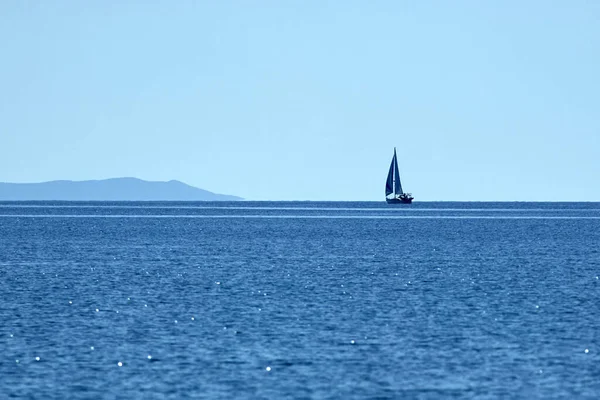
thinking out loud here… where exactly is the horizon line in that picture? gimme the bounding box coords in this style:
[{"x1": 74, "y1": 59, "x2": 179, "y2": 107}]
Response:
[{"x1": 1, "y1": 199, "x2": 599, "y2": 203}]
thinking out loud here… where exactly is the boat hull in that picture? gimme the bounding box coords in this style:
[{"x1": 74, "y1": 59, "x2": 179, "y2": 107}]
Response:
[{"x1": 386, "y1": 197, "x2": 413, "y2": 204}]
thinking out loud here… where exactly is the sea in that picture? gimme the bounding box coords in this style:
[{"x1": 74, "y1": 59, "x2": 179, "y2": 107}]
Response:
[{"x1": 1, "y1": 201, "x2": 599, "y2": 399}]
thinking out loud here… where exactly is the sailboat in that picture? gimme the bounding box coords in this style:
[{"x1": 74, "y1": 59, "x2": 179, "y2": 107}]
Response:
[{"x1": 385, "y1": 148, "x2": 414, "y2": 204}]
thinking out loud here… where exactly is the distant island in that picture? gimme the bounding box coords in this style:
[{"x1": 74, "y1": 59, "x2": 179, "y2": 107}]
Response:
[{"x1": 0, "y1": 178, "x2": 242, "y2": 201}]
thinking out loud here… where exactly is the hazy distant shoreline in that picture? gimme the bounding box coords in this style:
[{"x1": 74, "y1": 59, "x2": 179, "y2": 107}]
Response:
[{"x1": 0, "y1": 178, "x2": 242, "y2": 201}]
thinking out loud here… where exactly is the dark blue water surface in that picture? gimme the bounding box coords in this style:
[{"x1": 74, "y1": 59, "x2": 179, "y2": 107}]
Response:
[{"x1": 1, "y1": 202, "x2": 599, "y2": 399}]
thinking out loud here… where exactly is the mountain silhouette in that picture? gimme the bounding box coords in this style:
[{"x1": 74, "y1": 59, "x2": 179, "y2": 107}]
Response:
[{"x1": 0, "y1": 178, "x2": 242, "y2": 201}]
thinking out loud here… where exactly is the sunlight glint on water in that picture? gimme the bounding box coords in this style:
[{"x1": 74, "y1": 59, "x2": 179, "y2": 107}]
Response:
[{"x1": 0, "y1": 201, "x2": 599, "y2": 398}]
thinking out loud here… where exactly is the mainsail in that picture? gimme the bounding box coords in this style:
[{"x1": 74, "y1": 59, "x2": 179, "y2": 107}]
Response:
[{"x1": 393, "y1": 149, "x2": 403, "y2": 195}]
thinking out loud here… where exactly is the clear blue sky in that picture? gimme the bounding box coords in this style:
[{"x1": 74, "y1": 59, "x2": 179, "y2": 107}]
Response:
[{"x1": 1, "y1": 1, "x2": 598, "y2": 201}]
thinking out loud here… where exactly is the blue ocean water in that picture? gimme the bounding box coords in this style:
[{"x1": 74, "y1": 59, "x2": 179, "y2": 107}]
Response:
[{"x1": 1, "y1": 201, "x2": 599, "y2": 399}]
